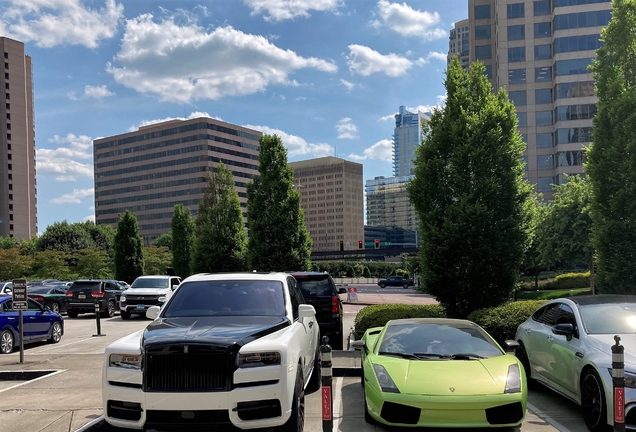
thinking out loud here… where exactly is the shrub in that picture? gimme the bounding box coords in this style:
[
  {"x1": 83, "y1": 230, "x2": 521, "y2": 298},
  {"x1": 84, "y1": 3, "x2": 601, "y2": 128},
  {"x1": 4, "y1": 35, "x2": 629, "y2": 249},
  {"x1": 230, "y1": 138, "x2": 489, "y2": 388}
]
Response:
[
  {"x1": 552, "y1": 271, "x2": 590, "y2": 289},
  {"x1": 396, "y1": 268, "x2": 410, "y2": 278},
  {"x1": 467, "y1": 300, "x2": 548, "y2": 346},
  {"x1": 353, "y1": 304, "x2": 446, "y2": 339}
]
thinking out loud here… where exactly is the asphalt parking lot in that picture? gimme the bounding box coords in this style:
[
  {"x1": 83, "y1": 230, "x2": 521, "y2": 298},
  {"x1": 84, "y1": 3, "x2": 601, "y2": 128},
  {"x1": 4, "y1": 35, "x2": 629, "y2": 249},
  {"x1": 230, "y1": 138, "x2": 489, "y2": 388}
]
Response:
[{"x1": 0, "y1": 300, "x2": 591, "y2": 432}]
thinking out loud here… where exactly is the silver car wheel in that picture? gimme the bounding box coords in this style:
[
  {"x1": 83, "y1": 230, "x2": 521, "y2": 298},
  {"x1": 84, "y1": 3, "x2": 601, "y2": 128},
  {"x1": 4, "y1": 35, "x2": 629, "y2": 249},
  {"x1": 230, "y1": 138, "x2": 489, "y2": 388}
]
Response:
[
  {"x1": 1, "y1": 330, "x2": 14, "y2": 354},
  {"x1": 51, "y1": 322, "x2": 62, "y2": 343}
]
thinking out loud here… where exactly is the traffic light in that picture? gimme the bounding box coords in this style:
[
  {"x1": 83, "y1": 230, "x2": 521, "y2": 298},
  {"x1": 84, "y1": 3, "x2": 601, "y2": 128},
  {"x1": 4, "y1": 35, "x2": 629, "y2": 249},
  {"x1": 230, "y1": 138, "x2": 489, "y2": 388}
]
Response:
[
  {"x1": 339, "y1": 240, "x2": 344, "y2": 251},
  {"x1": 358, "y1": 240, "x2": 363, "y2": 249},
  {"x1": 374, "y1": 239, "x2": 380, "y2": 249}
]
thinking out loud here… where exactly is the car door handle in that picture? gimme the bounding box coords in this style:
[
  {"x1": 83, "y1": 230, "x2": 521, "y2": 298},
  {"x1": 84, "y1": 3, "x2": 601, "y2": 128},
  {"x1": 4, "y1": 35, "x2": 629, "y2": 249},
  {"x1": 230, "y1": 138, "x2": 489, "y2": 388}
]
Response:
[{"x1": 30, "y1": 317, "x2": 36, "y2": 320}]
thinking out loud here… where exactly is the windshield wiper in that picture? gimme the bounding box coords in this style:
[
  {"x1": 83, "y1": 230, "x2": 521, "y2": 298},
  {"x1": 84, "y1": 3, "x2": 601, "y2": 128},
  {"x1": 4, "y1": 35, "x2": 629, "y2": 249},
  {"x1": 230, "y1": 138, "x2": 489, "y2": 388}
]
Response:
[
  {"x1": 378, "y1": 351, "x2": 422, "y2": 359},
  {"x1": 447, "y1": 353, "x2": 485, "y2": 360},
  {"x1": 412, "y1": 353, "x2": 452, "y2": 359}
]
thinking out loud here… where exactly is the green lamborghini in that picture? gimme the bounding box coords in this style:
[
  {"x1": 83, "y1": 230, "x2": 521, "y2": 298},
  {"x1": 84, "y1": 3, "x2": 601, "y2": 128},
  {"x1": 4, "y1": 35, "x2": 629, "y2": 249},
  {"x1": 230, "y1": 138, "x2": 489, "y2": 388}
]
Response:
[{"x1": 352, "y1": 318, "x2": 527, "y2": 428}]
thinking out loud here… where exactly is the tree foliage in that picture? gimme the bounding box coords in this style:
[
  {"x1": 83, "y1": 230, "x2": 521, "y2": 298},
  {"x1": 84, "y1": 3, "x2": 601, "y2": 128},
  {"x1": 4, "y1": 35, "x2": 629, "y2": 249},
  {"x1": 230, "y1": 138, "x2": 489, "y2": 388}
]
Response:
[
  {"x1": 37, "y1": 221, "x2": 93, "y2": 253},
  {"x1": 587, "y1": 0, "x2": 636, "y2": 293},
  {"x1": 407, "y1": 58, "x2": 532, "y2": 318},
  {"x1": 192, "y1": 164, "x2": 247, "y2": 273},
  {"x1": 0, "y1": 249, "x2": 32, "y2": 280},
  {"x1": 114, "y1": 210, "x2": 145, "y2": 283},
  {"x1": 520, "y1": 193, "x2": 549, "y2": 290},
  {"x1": 153, "y1": 232, "x2": 172, "y2": 250},
  {"x1": 32, "y1": 251, "x2": 72, "y2": 280},
  {"x1": 247, "y1": 135, "x2": 312, "y2": 271},
  {"x1": 144, "y1": 246, "x2": 172, "y2": 275},
  {"x1": 171, "y1": 205, "x2": 195, "y2": 277},
  {"x1": 75, "y1": 248, "x2": 112, "y2": 279}
]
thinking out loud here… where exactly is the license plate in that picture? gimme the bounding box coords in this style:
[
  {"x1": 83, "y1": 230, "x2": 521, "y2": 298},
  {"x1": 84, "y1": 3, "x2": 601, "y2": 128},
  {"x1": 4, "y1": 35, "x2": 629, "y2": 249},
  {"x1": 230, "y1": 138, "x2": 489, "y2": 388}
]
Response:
[
  {"x1": 136, "y1": 304, "x2": 145, "y2": 309},
  {"x1": 78, "y1": 294, "x2": 86, "y2": 299}
]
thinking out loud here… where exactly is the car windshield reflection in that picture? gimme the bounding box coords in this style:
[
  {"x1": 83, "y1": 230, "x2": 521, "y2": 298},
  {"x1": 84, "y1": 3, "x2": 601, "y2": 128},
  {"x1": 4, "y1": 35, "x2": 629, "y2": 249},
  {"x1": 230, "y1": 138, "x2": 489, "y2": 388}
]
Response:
[{"x1": 580, "y1": 303, "x2": 636, "y2": 334}]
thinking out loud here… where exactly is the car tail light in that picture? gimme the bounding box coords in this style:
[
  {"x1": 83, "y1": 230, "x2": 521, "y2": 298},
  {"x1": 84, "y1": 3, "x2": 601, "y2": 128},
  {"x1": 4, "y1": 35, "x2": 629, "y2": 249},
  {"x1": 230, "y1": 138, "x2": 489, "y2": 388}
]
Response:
[
  {"x1": 332, "y1": 295, "x2": 338, "y2": 314},
  {"x1": 91, "y1": 291, "x2": 105, "y2": 298},
  {"x1": 30, "y1": 296, "x2": 44, "y2": 302},
  {"x1": 65, "y1": 291, "x2": 74, "y2": 297}
]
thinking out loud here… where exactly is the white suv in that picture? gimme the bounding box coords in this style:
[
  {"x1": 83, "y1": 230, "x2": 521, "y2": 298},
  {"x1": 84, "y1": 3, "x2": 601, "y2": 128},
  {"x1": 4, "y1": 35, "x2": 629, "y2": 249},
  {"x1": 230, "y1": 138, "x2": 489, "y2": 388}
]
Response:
[{"x1": 119, "y1": 275, "x2": 181, "y2": 320}]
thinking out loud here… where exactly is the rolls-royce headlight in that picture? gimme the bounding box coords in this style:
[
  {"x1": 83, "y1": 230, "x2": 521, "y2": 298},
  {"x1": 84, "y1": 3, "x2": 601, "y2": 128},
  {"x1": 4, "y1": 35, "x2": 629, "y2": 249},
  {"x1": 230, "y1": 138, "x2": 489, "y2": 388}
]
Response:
[
  {"x1": 239, "y1": 352, "x2": 281, "y2": 368},
  {"x1": 158, "y1": 296, "x2": 167, "y2": 302},
  {"x1": 504, "y1": 364, "x2": 521, "y2": 393},
  {"x1": 120, "y1": 296, "x2": 126, "y2": 303},
  {"x1": 109, "y1": 354, "x2": 142, "y2": 369}
]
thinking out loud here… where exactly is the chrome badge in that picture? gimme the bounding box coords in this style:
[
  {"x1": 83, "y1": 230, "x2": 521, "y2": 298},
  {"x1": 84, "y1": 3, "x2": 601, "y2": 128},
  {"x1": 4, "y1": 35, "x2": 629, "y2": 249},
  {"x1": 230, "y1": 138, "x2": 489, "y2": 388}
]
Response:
[
  {"x1": 183, "y1": 345, "x2": 189, "y2": 354},
  {"x1": 449, "y1": 387, "x2": 455, "y2": 393}
]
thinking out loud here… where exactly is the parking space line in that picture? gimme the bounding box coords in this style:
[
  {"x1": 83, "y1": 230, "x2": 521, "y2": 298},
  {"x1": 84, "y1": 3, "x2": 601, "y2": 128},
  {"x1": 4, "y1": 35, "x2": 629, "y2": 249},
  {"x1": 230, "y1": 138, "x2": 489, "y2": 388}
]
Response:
[
  {"x1": 0, "y1": 369, "x2": 66, "y2": 393},
  {"x1": 333, "y1": 377, "x2": 343, "y2": 428},
  {"x1": 526, "y1": 402, "x2": 573, "y2": 432},
  {"x1": 30, "y1": 336, "x2": 98, "y2": 353}
]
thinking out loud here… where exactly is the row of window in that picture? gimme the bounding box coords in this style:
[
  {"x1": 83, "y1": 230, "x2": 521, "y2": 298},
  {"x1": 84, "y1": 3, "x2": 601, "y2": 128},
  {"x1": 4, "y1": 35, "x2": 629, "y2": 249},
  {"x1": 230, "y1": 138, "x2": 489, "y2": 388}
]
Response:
[
  {"x1": 508, "y1": 58, "x2": 593, "y2": 84},
  {"x1": 511, "y1": 86, "x2": 596, "y2": 107},
  {"x1": 534, "y1": 127, "x2": 593, "y2": 147},
  {"x1": 536, "y1": 151, "x2": 585, "y2": 170},
  {"x1": 96, "y1": 198, "x2": 246, "y2": 217},
  {"x1": 95, "y1": 165, "x2": 256, "y2": 188},
  {"x1": 554, "y1": 10, "x2": 612, "y2": 30},
  {"x1": 554, "y1": 34, "x2": 603, "y2": 54},
  {"x1": 518, "y1": 104, "x2": 596, "y2": 127},
  {"x1": 95, "y1": 177, "x2": 209, "y2": 198}
]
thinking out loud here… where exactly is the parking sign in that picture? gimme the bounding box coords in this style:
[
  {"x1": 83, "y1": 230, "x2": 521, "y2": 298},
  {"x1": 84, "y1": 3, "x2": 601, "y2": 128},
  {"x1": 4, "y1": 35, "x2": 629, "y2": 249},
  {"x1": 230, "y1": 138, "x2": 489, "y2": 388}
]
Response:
[{"x1": 12, "y1": 278, "x2": 27, "y2": 310}]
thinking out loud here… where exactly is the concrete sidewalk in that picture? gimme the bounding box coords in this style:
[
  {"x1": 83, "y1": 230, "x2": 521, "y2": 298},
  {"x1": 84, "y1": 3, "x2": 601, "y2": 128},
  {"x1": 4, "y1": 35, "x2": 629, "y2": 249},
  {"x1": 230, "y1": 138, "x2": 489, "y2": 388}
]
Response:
[{"x1": 340, "y1": 291, "x2": 438, "y2": 306}]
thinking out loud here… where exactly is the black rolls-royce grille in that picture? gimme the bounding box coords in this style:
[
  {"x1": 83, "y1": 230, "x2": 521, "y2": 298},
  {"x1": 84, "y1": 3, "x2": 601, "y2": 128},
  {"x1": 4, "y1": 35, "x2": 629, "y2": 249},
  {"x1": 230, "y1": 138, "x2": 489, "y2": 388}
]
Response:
[{"x1": 145, "y1": 345, "x2": 233, "y2": 392}]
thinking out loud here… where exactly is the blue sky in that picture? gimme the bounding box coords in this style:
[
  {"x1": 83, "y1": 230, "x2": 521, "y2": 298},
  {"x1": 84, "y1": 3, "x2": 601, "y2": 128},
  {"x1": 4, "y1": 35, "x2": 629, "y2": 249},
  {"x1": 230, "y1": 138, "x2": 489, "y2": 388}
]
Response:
[{"x1": 0, "y1": 0, "x2": 467, "y2": 233}]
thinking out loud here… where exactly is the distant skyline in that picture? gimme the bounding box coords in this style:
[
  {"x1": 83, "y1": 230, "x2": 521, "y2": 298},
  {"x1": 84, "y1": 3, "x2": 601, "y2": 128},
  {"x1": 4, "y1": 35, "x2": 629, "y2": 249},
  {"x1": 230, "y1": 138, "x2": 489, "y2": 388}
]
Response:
[{"x1": 0, "y1": 0, "x2": 467, "y2": 233}]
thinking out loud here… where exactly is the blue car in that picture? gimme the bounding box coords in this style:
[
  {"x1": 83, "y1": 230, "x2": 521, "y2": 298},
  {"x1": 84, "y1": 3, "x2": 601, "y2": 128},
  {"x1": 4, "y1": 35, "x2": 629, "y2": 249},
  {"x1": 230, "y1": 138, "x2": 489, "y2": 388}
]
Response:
[{"x1": 0, "y1": 295, "x2": 64, "y2": 354}]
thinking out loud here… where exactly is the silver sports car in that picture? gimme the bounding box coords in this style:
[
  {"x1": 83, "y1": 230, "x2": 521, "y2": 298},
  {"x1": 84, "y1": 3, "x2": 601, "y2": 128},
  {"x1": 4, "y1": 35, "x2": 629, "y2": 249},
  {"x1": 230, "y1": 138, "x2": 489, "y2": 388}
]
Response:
[{"x1": 515, "y1": 294, "x2": 636, "y2": 432}]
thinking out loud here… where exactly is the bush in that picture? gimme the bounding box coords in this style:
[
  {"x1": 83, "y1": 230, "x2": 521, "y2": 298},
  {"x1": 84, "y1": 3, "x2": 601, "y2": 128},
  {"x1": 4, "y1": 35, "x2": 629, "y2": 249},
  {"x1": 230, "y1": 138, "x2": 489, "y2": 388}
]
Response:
[
  {"x1": 552, "y1": 271, "x2": 590, "y2": 289},
  {"x1": 396, "y1": 268, "x2": 410, "y2": 278},
  {"x1": 467, "y1": 300, "x2": 548, "y2": 346},
  {"x1": 353, "y1": 304, "x2": 446, "y2": 339}
]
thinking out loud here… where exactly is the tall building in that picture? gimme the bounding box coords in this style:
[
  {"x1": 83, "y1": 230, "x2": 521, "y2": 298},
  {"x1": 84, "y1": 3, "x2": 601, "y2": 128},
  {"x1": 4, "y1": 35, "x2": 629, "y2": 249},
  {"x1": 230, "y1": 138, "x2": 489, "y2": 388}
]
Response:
[
  {"x1": 365, "y1": 175, "x2": 418, "y2": 246},
  {"x1": 0, "y1": 37, "x2": 37, "y2": 240},
  {"x1": 393, "y1": 106, "x2": 429, "y2": 177},
  {"x1": 289, "y1": 157, "x2": 364, "y2": 252},
  {"x1": 93, "y1": 117, "x2": 261, "y2": 244},
  {"x1": 448, "y1": 19, "x2": 471, "y2": 70},
  {"x1": 468, "y1": 0, "x2": 611, "y2": 197}
]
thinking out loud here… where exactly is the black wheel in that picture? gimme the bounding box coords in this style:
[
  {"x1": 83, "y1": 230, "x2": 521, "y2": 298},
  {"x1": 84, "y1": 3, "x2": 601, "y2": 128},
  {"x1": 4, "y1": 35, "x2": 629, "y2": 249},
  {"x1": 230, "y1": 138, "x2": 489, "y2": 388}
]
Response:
[
  {"x1": 0, "y1": 330, "x2": 14, "y2": 354},
  {"x1": 516, "y1": 343, "x2": 535, "y2": 389},
  {"x1": 581, "y1": 368, "x2": 607, "y2": 432},
  {"x1": 277, "y1": 366, "x2": 305, "y2": 432},
  {"x1": 101, "y1": 300, "x2": 116, "y2": 318},
  {"x1": 306, "y1": 351, "x2": 321, "y2": 393},
  {"x1": 380, "y1": 284, "x2": 386, "y2": 288},
  {"x1": 120, "y1": 310, "x2": 131, "y2": 320},
  {"x1": 46, "y1": 301, "x2": 60, "y2": 314},
  {"x1": 403, "y1": 284, "x2": 409, "y2": 289},
  {"x1": 48, "y1": 321, "x2": 62, "y2": 344},
  {"x1": 67, "y1": 310, "x2": 79, "y2": 318}
]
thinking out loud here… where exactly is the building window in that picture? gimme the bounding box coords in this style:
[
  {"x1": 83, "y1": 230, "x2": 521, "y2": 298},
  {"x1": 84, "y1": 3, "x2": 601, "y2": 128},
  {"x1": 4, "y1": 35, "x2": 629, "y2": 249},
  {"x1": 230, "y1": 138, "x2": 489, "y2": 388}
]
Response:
[
  {"x1": 538, "y1": 177, "x2": 554, "y2": 192},
  {"x1": 555, "y1": 58, "x2": 593, "y2": 76},
  {"x1": 5, "y1": 103, "x2": 9, "y2": 110},
  {"x1": 508, "y1": 25, "x2": 525, "y2": 41},
  {"x1": 521, "y1": 156, "x2": 529, "y2": 170},
  {"x1": 535, "y1": 66, "x2": 552, "y2": 82},
  {"x1": 8, "y1": 183, "x2": 12, "y2": 190},
  {"x1": 536, "y1": 133, "x2": 554, "y2": 148},
  {"x1": 507, "y1": 3, "x2": 525, "y2": 19},
  {"x1": 555, "y1": 0, "x2": 610, "y2": 6},
  {"x1": 4, "y1": 73, "x2": 7, "y2": 79},
  {"x1": 9, "y1": 214, "x2": 13, "y2": 221},
  {"x1": 9, "y1": 224, "x2": 13, "y2": 231},
  {"x1": 535, "y1": 88, "x2": 553, "y2": 104},
  {"x1": 4, "y1": 63, "x2": 8, "y2": 70},
  {"x1": 522, "y1": 134, "x2": 528, "y2": 143},
  {"x1": 8, "y1": 164, "x2": 11, "y2": 171},
  {"x1": 484, "y1": 64, "x2": 493, "y2": 79},
  {"x1": 509, "y1": 90, "x2": 527, "y2": 106},
  {"x1": 7, "y1": 154, "x2": 11, "y2": 161},
  {"x1": 534, "y1": 0, "x2": 551, "y2": 16},
  {"x1": 536, "y1": 111, "x2": 554, "y2": 126},
  {"x1": 555, "y1": 104, "x2": 597, "y2": 121},
  {"x1": 474, "y1": 4, "x2": 491, "y2": 19},
  {"x1": 6, "y1": 123, "x2": 10, "y2": 130},
  {"x1": 7, "y1": 144, "x2": 10, "y2": 150},
  {"x1": 554, "y1": 10, "x2": 612, "y2": 30},
  {"x1": 4, "y1": 83, "x2": 8, "y2": 90},
  {"x1": 557, "y1": 151, "x2": 584, "y2": 166},
  {"x1": 8, "y1": 204, "x2": 12, "y2": 211},
  {"x1": 8, "y1": 194, "x2": 12, "y2": 200},
  {"x1": 475, "y1": 25, "x2": 492, "y2": 39},
  {"x1": 517, "y1": 112, "x2": 528, "y2": 127},
  {"x1": 534, "y1": 22, "x2": 551, "y2": 38},
  {"x1": 6, "y1": 134, "x2": 10, "y2": 140},
  {"x1": 6, "y1": 113, "x2": 10, "y2": 120},
  {"x1": 556, "y1": 127, "x2": 593, "y2": 144},
  {"x1": 508, "y1": 47, "x2": 526, "y2": 63},
  {"x1": 3, "y1": 53, "x2": 7, "y2": 59},
  {"x1": 475, "y1": 45, "x2": 492, "y2": 60},
  {"x1": 554, "y1": 81, "x2": 595, "y2": 99},
  {"x1": 5, "y1": 93, "x2": 9, "y2": 100},
  {"x1": 537, "y1": 155, "x2": 554, "y2": 170},
  {"x1": 534, "y1": 44, "x2": 552, "y2": 60},
  {"x1": 554, "y1": 34, "x2": 603, "y2": 53},
  {"x1": 8, "y1": 174, "x2": 11, "y2": 180},
  {"x1": 509, "y1": 69, "x2": 527, "y2": 84}
]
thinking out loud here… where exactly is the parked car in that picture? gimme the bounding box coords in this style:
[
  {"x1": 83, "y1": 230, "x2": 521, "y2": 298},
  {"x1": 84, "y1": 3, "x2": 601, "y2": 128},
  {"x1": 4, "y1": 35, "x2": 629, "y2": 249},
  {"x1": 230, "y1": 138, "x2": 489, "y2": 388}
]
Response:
[
  {"x1": 0, "y1": 295, "x2": 64, "y2": 354},
  {"x1": 65, "y1": 280, "x2": 127, "y2": 318},
  {"x1": 353, "y1": 318, "x2": 526, "y2": 428},
  {"x1": 516, "y1": 294, "x2": 636, "y2": 432},
  {"x1": 289, "y1": 271, "x2": 346, "y2": 350},
  {"x1": 119, "y1": 275, "x2": 181, "y2": 320},
  {"x1": 0, "y1": 282, "x2": 12, "y2": 295},
  {"x1": 28, "y1": 285, "x2": 69, "y2": 314},
  {"x1": 378, "y1": 276, "x2": 414, "y2": 289},
  {"x1": 102, "y1": 272, "x2": 320, "y2": 431}
]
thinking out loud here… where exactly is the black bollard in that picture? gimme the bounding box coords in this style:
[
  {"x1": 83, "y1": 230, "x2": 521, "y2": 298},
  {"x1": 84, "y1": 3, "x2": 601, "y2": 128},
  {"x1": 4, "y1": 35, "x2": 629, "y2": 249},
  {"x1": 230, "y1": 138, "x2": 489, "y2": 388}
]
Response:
[
  {"x1": 612, "y1": 335, "x2": 625, "y2": 432},
  {"x1": 321, "y1": 335, "x2": 333, "y2": 432},
  {"x1": 92, "y1": 292, "x2": 106, "y2": 337}
]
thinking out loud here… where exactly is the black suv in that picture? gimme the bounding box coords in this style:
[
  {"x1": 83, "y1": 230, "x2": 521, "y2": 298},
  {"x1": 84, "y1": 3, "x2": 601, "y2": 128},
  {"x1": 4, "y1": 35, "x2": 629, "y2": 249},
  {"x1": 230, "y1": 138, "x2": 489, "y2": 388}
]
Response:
[
  {"x1": 289, "y1": 272, "x2": 346, "y2": 350},
  {"x1": 65, "y1": 280, "x2": 127, "y2": 318}
]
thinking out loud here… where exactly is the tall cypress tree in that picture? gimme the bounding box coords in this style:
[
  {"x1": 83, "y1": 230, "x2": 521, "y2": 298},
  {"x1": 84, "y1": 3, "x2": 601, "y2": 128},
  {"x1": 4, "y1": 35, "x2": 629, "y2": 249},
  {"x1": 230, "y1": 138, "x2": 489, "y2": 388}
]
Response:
[
  {"x1": 247, "y1": 134, "x2": 312, "y2": 271},
  {"x1": 192, "y1": 163, "x2": 247, "y2": 273},
  {"x1": 407, "y1": 57, "x2": 532, "y2": 318},
  {"x1": 587, "y1": 0, "x2": 636, "y2": 293},
  {"x1": 171, "y1": 204, "x2": 194, "y2": 278},
  {"x1": 114, "y1": 210, "x2": 144, "y2": 283}
]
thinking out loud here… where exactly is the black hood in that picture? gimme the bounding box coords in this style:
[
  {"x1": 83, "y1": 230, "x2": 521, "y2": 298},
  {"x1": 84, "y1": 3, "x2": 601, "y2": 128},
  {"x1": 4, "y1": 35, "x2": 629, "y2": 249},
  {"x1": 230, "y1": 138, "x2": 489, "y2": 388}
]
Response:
[{"x1": 142, "y1": 315, "x2": 291, "y2": 350}]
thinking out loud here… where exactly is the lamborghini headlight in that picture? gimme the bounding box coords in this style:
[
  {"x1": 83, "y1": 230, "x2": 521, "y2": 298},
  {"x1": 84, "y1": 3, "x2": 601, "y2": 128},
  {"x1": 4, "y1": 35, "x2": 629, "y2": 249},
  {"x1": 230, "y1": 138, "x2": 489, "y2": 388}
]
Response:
[
  {"x1": 373, "y1": 364, "x2": 400, "y2": 393},
  {"x1": 504, "y1": 364, "x2": 521, "y2": 393},
  {"x1": 109, "y1": 353, "x2": 142, "y2": 370},
  {"x1": 239, "y1": 352, "x2": 281, "y2": 368}
]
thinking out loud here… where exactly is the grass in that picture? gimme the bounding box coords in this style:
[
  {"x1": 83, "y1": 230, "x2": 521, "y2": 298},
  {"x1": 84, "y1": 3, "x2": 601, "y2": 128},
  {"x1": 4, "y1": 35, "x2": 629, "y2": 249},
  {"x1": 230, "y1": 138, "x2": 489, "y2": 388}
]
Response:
[{"x1": 516, "y1": 287, "x2": 591, "y2": 300}]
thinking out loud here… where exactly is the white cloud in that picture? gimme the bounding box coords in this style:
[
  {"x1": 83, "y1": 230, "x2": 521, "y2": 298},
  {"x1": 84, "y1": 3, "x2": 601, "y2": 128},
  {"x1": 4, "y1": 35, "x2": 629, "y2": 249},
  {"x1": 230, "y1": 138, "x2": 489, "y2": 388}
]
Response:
[
  {"x1": 416, "y1": 51, "x2": 447, "y2": 65},
  {"x1": 348, "y1": 139, "x2": 392, "y2": 162},
  {"x1": 371, "y1": 0, "x2": 446, "y2": 40},
  {"x1": 128, "y1": 111, "x2": 222, "y2": 132},
  {"x1": 243, "y1": 0, "x2": 343, "y2": 21},
  {"x1": 295, "y1": 96, "x2": 307, "y2": 101},
  {"x1": 346, "y1": 44, "x2": 413, "y2": 77},
  {"x1": 340, "y1": 79, "x2": 358, "y2": 92},
  {"x1": 83, "y1": 214, "x2": 96, "y2": 222},
  {"x1": 335, "y1": 117, "x2": 359, "y2": 140},
  {"x1": 407, "y1": 94, "x2": 447, "y2": 114},
  {"x1": 1, "y1": 0, "x2": 123, "y2": 48},
  {"x1": 107, "y1": 15, "x2": 337, "y2": 103},
  {"x1": 68, "y1": 84, "x2": 115, "y2": 100},
  {"x1": 243, "y1": 124, "x2": 334, "y2": 158},
  {"x1": 379, "y1": 113, "x2": 397, "y2": 121},
  {"x1": 36, "y1": 134, "x2": 93, "y2": 181},
  {"x1": 51, "y1": 188, "x2": 94, "y2": 204}
]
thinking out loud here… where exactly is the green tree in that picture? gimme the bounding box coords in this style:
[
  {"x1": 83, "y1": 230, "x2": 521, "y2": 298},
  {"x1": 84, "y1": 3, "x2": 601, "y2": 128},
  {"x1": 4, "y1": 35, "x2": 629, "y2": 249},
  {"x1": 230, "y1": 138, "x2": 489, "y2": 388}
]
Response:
[
  {"x1": 75, "y1": 248, "x2": 112, "y2": 279},
  {"x1": 192, "y1": 164, "x2": 247, "y2": 273},
  {"x1": 37, "y1": 221, "x2": 93, "y2": 253},
  {"x1": 407, "y1": 58, "x2": 532, "y2": 318},
  {"x1": 0, "y1": 249, "x2": 32, "y2": 280},
  {"x1": 31, "y1": 251, "x2": 72, "y2": 280},
  {"x1": 521, "y1": 193, "x2": 549, "y2": 291},
  {"x1": 153, "y1": 232, "x2": 172, "y2": 250},
  {"x1": 144, "y1": 246, "x2": 172, "y2": 275},
  {"x1": 247, "y1": 134, "x2": 312, "y2": 271},
  {"x1": 81, "y1": 221, "x2": 116, "y2": 254},
  {"x1": 113, "y1": 210, "x2": 144, "y2": 283},
  {"x1": 171, "y1": 205, "x2": 195, "y2": 277},
  {"x1": 587, "y1": 0, "x2": 636, "y2": 293}
]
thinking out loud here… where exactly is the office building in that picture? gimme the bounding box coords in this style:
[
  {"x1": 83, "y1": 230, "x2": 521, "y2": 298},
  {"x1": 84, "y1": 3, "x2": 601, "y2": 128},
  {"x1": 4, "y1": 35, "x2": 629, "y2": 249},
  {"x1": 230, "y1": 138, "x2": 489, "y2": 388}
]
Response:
[
  {"x1": 289, "y1": 157, "x2": 364, "y2": 252},
  {"x1": 93, "y1": 117, "x2": 261, "y2": 244},
  {"x1": 448, "y1": 19, "x2": 471, "y2": 70},
  {"x1": 365, "y1": 175, "x2": 418, "y2": 246},
  {"x1": 0, "y1": 37, "x2": 37, "y2": 240},
  {"x1": 393, "y1": 106, "x2": 429, "y2": 177},
  {"x1": 468, "y1": 0, "x2": 611, "y2": 197}
]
